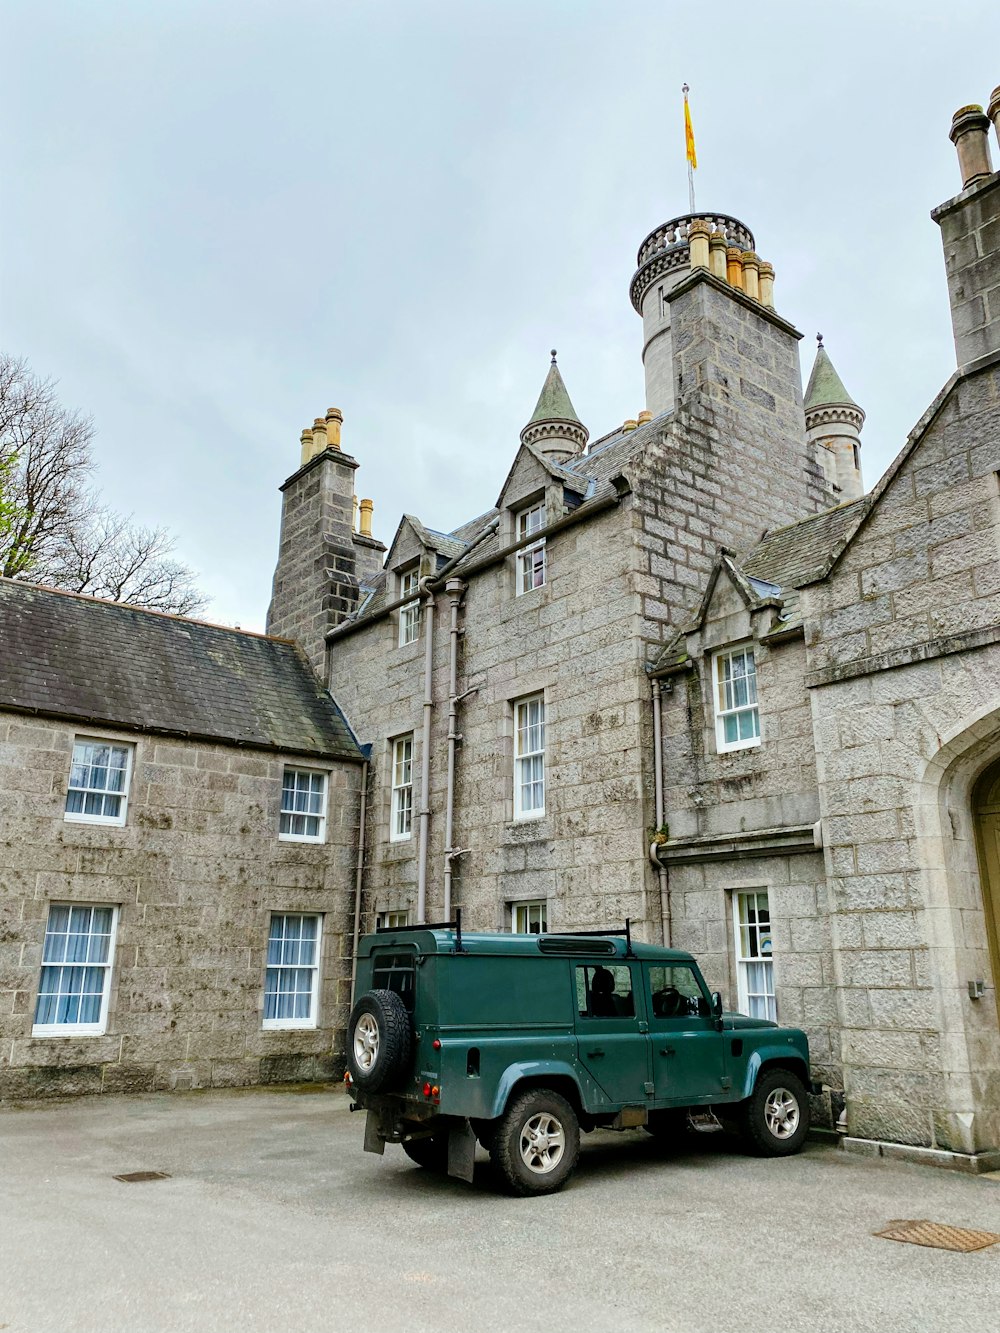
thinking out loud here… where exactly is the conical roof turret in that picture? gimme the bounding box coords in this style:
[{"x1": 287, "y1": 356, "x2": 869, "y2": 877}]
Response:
[
  {"x1": 520, "y1": 351, "x2": 589, "y2": 462},
  {"x1": 803, "y1": 336, "x2": 865, "y2": 502},
  {"x1": 804, "y1": 337, "x2": 864, "y2": 425}
]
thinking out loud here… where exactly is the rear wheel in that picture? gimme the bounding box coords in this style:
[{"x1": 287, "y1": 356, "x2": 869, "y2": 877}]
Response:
[
  {"x1": 401, "y1": 1132, "x2": 449, "y2": 1172},
  {"x1": 346, "y1": 989, "x2": 412, "y2": 1093},
  {"x1": 493, "y1": 1088, "x2": 580, "y2": 1197},
  {"x1": 738, "y1": 1068, "x2": 810, "y2": 1157}
]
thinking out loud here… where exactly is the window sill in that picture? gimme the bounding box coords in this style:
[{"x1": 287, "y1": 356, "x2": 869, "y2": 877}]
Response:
[
  {"x1": 262, "y1": 1020, "x2": 318, "y2": 1031},
  {"x1": 716, "y1": 739, "x2": 762, "y2": 756},
  {"x1": 278, "y1": 833, "x2": 327, "y2": 845},
  {"x1": 32, "y1": 1025, "x2": 108, "y2": 1038},
  {"x1": 63, "y1": 813, "x2": 127, "y2": 828}
]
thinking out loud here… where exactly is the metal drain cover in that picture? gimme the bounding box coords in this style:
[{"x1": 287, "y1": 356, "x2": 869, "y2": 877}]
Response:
[
  {"x1": 113, "y1": 1171, "x2": 172, "y2": 1184},
  {"x1": 874, "y1": 1219, "x2": 1000, "y2": 1252}
]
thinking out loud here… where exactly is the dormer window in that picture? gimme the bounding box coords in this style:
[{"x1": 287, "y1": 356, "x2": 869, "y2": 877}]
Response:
[
  {"x1": 398, "y1": 567, "x2": 420, "y2": 646},
  {"x1": 714, "y1": 644, "x2": 760, "y2": 752},
  {"x1": 516, "y1": 501, "x2": 546, "y2": 595}
]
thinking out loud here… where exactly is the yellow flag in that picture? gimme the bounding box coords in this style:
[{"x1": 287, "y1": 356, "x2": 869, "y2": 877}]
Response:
[{"x1": 684, "y1": 92, "x2": 697, "y2": 170}]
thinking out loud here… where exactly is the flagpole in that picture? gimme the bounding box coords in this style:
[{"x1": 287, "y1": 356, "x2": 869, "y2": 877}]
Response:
[{"x1": 682, "y1": 83, "x2": 696, "y2": 213}]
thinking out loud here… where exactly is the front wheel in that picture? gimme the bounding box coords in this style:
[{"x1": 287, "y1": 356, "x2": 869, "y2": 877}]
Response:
[
  {"x1": 493, "y1": 1088, "x2": 581, "y2": 1196},
  {"x1": 739, "y1": 1068, "x2": 810, "y2": 1156}
]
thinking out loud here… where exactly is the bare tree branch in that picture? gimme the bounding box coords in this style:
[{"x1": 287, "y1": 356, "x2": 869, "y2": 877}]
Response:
[{"x1": 0, "y1": 354, "x2": 207, "y2": 614}]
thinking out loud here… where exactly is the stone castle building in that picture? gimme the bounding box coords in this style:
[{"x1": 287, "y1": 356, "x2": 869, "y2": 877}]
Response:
[
  {"x1": 4, "y1": 84, "x2": 1000, "y2": 1170},
  {"x1": 261, "y1": 88, "x2": 1000, "y2": 1165}
]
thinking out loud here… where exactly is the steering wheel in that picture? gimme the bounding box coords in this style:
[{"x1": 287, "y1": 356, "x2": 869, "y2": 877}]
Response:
[{"x1": 653, "y1": 986, "x2": 683, "y2": 1018}]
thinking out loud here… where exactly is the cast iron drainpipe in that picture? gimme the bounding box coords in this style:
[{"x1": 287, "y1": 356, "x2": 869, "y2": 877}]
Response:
[
  {"x1": 650, "y1": 678, "x2": 671, "y2": 946},
  {"x1": 415, "y1": 578, "x2": 436, "y2": 924},
  {"x1": 350, "y1": 759, "x2": 370, "y2": 1003},
  {"x1": 443, "y1": 577, "x2": 470, "y2": 919}
]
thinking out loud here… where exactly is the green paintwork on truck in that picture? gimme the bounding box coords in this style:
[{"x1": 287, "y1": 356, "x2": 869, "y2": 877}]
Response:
[{"x1": 353, "y1": 928, "x2": 811, "y2": 1122}]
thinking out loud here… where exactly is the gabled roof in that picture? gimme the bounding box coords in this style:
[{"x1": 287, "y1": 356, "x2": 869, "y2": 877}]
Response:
[
  {"x1": 494, "y1": 439, "x2": 591, "y2": 512},
  {"x1": 383, "y1": 514, "x2": 469, "y2": 571},
  {"x1": 0, "y1": 579, "x2": 363, "y2": 761}
]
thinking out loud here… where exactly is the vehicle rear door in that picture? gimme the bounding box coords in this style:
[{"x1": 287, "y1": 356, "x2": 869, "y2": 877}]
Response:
[
  {"x1": 644, "y1": 962, "x2": 726, "y2": 1106},
  {"x1": 573, "y1": 962, "x2": 652, "y2": 1107}
]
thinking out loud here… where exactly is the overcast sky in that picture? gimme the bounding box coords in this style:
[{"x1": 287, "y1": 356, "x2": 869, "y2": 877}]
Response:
[{"x1": 4, "y1": 2, "x2": 1000, "y2": 629}]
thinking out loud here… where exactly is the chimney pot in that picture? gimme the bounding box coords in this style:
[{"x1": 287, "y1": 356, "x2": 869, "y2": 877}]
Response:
[
  {"x1": 358, "y1": 497, "x2": 374, "y2": 538},
  {"x1": 311, "y1": 419, "x2": 328, "y2": 455},
  {"x1": 708, "y1": 231, "x2": 728, "y2": 280},
  {"x1": 949, "y1": 104, "x2": 994, "y2": 189},
  {"x1": 622, "y1": 418, "x2": 638, "y2": 433},
  {"x1": 325, "y1": 407, "x2": 343, "y2": 450},
  {"x1": 741, "y1": 251, "x2": 760, "y2": 302},
  {"x1": 758, "y1": 260, "x2": 775, "y2": 309},
  {"x1": 299, "y1": 427, "x2": 313, "y2": 467},
  {"x1": 988, "y1": 85, "x2": 1000, "y2": 150},
  {"x1": 637, "y1": 409, "x2": 653, "y2": 424},
  {"x1": 688, "y1": 218, "x2": 711, "y2": 271},
  {"x1": 726, "y1": 247, "x2": 745, "y2": 290}
]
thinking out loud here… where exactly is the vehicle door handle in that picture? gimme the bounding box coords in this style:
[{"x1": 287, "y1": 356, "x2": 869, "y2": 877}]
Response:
[
  {"x1": 660, "y1": 1047, "x2": 676, "y2": 1057},
  {"x1": 587, "y1": 1049, "x2": 605, "y2": 1058}
]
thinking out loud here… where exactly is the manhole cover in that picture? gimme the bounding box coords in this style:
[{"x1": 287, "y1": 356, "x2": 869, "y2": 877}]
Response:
[
  {"x1": 874, "y1": 1219, "x2": 1000, "y2": 1252},
  {"x1": 113, "y1": 1171, "x2": 172, "y2": 1184}
]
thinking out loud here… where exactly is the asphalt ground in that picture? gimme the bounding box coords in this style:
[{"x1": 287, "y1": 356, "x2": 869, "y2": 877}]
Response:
[{"x1": 2, "y1": 1086, "x2": 999, "y2": 1333}]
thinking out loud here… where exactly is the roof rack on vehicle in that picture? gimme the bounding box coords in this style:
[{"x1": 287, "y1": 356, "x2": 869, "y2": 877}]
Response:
[
  {"x1": 542, "y1": 919, "x2": 634, "y2": 956},
  {"x1": 374, "y1": 908, "x2": 465, "y2": 951}
]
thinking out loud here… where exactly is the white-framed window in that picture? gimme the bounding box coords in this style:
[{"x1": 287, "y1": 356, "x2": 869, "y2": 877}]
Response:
[
  {"x1": 399, "y1": 567, "x2": 421, "y2": 646},
  {"x1": 263, "y1": 913, "x2": 322, "y2": 1029},
  {"x1": 733, "y1": 890, "x2": 776, "y2": 1022},
  {"x1": 64, "y1": 738, "x2": 133, "y2": 826},
  {"x1": 390, "y1": 735, "x2": 413, "y2": 841},
  {"x1": 516, "y1": 501, "x2": 546, "y2": 595},
  {"x1": 279, "y1": 768, "x2": 328, "y2": 842},
  {"x1": 33, "y1": 904, "x2": 118, "y2": 1036},
  {"x1": 514, "y1": 693, "x2": 545, "y2": 819},
  {"x1": 376, "y1": 910, "x2": 410, "y2": 930},
  {"x1": 512, "y1": 901, "x2": 547, "y2": 934},
  {"x1": 714, "y1": 644, "x2": 760, "y2": 752}
]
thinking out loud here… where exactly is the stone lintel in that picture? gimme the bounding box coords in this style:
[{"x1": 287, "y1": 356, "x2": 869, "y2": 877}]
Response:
[
  {"x1": 842, "y1": 1137, "x2": 1000, "y2": 1175},
  {"x1": 666, "y1": 267, "x2": 803, "y2": 342},
  {"x1": 279, "y1": 448, "x2": 361, "y2": 493},
  {"x1": 806, "y1": 620, "x2": 1000, "y2": 689},
  {"x1": 655, "y1": 823, "x2": 820, "y2": 866}
]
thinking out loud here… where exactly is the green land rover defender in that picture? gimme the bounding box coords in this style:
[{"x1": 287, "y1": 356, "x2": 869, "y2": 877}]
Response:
[{"x1": 346, "y1": 918, "x2": 818, "y2": 1195}]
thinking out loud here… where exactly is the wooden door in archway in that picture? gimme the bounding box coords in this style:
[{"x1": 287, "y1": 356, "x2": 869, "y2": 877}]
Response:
[{"x1": 973, "y1": 759, "x2": 1000, "y2": 1025}]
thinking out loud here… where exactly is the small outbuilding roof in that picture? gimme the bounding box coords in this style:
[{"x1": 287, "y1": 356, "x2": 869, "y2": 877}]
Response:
[{"x1": 0, "y1": 578, "x2": 363, "y2": 761}]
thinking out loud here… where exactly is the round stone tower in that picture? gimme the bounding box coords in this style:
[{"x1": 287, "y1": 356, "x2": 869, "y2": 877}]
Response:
[{"x1": 630, "y1": 212, "x2": 755, "y2": 417}]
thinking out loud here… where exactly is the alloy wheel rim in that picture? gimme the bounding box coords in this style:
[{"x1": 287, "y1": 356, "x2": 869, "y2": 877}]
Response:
[
  {"x1": 764, "y1": 1087, "x2": 800, "y2": 1139},
  {"x1": 519, "y1": 1112, "x2": 566, "y2": 1174},
  {"x1": 354, "y1": 1013, "x2": 380, "y2": 1071}
]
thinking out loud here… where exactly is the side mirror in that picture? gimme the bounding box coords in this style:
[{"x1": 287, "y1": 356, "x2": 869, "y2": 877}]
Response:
[{"x1": 711, "y1": 991, "x2": 723, "y2": 1017}]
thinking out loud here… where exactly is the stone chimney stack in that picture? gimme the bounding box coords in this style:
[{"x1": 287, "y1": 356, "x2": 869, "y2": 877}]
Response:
[
  {"x1": 267, "y1": 408, "x2": 385, "y2": 680},
  {"x1": 932, "y1": 92, "x2": 1000, "y2": 372}
]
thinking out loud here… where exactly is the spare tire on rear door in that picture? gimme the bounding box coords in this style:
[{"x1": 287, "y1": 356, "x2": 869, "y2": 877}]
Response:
[{"x1": 347, "y1": 989, "x2": 412, "y2": 1093}]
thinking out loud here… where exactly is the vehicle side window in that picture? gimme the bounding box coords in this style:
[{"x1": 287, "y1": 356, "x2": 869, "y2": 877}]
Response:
[
  {"x1": 647, "y1": 965, "x2": 711, "y2": 1022},
  {"x1": 371, "y1": 951, "x2": 416, "y2": 1011},
  {"x1": 576, "y1": 964, "x2": 634, "y2": 1019}
]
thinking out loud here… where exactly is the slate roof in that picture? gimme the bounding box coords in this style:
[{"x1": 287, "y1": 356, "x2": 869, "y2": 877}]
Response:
[
  {"x1": 0, "y1": 579, "x2": 363, "y2": 761},
  {"x1": 741, "y1": 497, "x2": 870, "y2": 589}
]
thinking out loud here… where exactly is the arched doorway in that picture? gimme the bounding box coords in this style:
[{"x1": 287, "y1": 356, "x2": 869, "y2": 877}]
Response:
[{"x1": 973, "y1": 758, "x2": 1000, "y2": 1026}]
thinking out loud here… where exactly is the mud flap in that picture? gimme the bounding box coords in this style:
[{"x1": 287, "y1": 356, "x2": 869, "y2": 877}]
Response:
[
  {"x1": 363, "y1": 1109, "x2": 387, "y2": 1156},
  {"x1": 447, "y1": 1119, "x2": 477, "y2": 1183}
]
